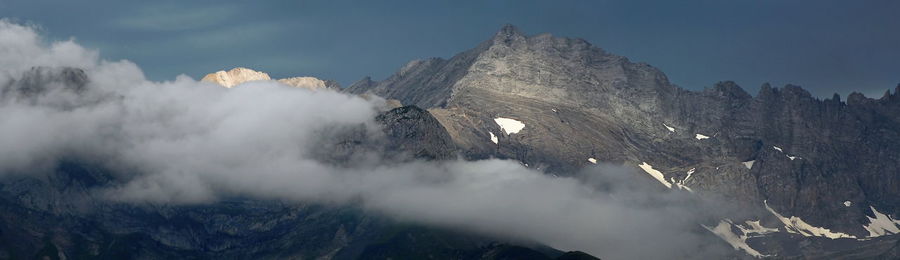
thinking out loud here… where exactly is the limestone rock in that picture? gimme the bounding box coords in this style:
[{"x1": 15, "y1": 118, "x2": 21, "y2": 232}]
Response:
[
  {"x1": 277, "y1": 76, "x2": 327, "y2": 90},
  {"x1": 202, "y1": 67, "x2": 336, "y2": 91},
  {"x1": 201, "y1": 67, "x2": 271, "y2": 88}
]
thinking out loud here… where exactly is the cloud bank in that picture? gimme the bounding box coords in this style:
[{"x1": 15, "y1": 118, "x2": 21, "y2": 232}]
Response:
[{"x1": 0, "y1": 20, "x2": 730, "y2": 259}]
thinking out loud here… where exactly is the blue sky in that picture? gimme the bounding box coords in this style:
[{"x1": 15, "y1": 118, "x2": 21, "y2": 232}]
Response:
[{"x1": 2, "y1": 0, "x2": 898, "y2": 97}]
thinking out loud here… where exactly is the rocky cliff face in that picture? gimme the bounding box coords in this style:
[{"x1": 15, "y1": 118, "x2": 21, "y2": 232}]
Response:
[
  {"x1": 346, "y1": 24, "x2": 900, "y2": 258},
  {"x1": 375, "y1": 106, "x2": 458, "y2": 160}
]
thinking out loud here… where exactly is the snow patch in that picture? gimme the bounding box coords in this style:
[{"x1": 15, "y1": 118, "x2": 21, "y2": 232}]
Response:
[
  {"x1": 737, "y1": 220, "x2": 779, "y2": 237},
  {"x1": 844, "y1": 201, "x2": 852, "y2": 207},
  {"x1": 587, "y1": 158, "x2": 597, "y2": 164},
  {"x1": 764, "y1": 200, "x2": 856, "y2": 239},
  {"x1": 703, "y1": 220, "x2": 768, "y2": 258},
  {"x1": 494, "y1": 117, "x2": 525, "y2": 135},
  {"x1": 684, "y1": 168, "x2": 695, "y2": 183},
  {"x1": 863, "y1": 206, "x2": 900, "y2": 237},
  {"x1": 638, "y1": 162, "x2": 672, "y2": 188},
  {"x1": 695, "y1": 134, "x2": 710, "y2": 140},
  {"x1": 489, "y1": 132, "x2": 498, "y2": 144},
  {"x1": 670, "y1": 175, "x2": 693, "y2": 192},
  {"x1": 742, "y1": 160, "x2": 755, "y2": 169},
  {"x1": 671, "y1": 178, "x2": 693, "y2": 192},
  {"x1": 663, "y1": 123, "x2": 675, "y2": 132},
  {"x1": 772, "y1": 146, "x2": 801, "y2": 160}
]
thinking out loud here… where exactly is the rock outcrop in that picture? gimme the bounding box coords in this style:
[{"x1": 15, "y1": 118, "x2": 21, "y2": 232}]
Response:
[{"x1": 376, "y1": 106, "x2": 458, "y2": 160}]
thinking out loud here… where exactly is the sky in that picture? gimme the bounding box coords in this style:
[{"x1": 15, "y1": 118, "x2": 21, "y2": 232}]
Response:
[{"x1": 1, "y1": 0, "x2": 898, "y2": 97}]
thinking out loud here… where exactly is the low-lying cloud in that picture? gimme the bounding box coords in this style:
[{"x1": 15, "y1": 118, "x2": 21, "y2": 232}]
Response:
[{"x1": 0, "y1": 20, "x2": 730, "y2": 259}]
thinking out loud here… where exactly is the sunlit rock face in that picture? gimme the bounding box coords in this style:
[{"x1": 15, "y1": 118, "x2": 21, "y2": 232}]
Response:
[
  {"x1": 277, "y1": 77, "x2": 327, "y2": 90},
  {"x1": 201, "y1": 67, "x2": 271, "y2": 88},
  {"x1": 202, "y1": 67, "x2": 335, "y2": 91}
]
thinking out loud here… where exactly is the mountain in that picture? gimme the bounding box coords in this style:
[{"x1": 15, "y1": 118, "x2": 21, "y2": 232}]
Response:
[
  {"x1": 202, "y1": 67, "x2": 339, "y2": 90},
  {"x1": 346, "y1": 24, "x2": 900, "y2": 258}
]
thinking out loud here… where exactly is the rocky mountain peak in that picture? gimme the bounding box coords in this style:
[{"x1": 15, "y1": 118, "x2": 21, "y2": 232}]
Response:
[
  {"x1": 277, "y1": 77, "x2": 328, "y2": 90},
  {"x1": 710, "y1": 81, "x2": 751, "y2": 100},
  {"x1": 2, "y1": 66, "x2": 88, "y2": 97},
  {"x1": 484, "y1": 24, "x2": 539, "y2": 52},
  {"x1": 781, "y1": 84, "x2": 813, "y2": 98},
  {"x1": 201, "y1": 67, "x2": 334, "y2": 90},
  {"x1": 880, "y1": 84, "x2": 900, "y2": 102},
  {"x1": 346, "y1": 24, "x2": 664, "y2": 108},
  {"x1": 201, "y1": 67, "x2": 271, "y2": 88},
  {"x1": 831, "y1": 93, "x2": 842, "y2": 103},
  {"x1": 348, "y1": 76, "x2": 375, "y2": 90},
  {"x1": 847, "y1": 91, "x2": 868, "y2": 105},
  {"x1": 492, "y1": 24, "x2": 526, "y2": 43}
]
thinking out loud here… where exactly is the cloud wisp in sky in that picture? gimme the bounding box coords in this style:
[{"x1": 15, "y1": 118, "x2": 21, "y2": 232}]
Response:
[
  {"x1": 0, "y1": 20, "x2": 732, "y2": 259},
  {"x1": 114, "y1": 3, "x2": 240, "y2": 32}
]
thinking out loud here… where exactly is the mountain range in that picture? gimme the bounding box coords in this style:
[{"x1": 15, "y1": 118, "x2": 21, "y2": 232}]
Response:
[
  {"x1": 345, "y1": 24, "x2": 900, "y2": 258},
  {"x1": 1, "y1": 24, "x2": 898, "y2": 259}
]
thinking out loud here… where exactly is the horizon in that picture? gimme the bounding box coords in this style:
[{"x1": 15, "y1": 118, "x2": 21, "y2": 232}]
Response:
[{"x1": 1, "y1": 0, "x2": 898, "y2": 98}]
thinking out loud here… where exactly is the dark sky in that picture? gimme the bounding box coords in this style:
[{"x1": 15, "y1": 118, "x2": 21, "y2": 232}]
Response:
[{"x1": 2, "y1": 0, "x2": 898, "y2": 97}]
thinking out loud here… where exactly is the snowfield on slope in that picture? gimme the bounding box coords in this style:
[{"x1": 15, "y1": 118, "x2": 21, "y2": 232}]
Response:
[
  {"x1": 765, "y1": 201, "x2": 856, "y2": 239},
  {"x1": 703, "y1": 220, "x2": 767, "y2": 258},
  {"x1": 494, "y1": 117, "x2": 525, "y2": 135},
  {"x1": 663, "y1": 123, "x2": 675, "y2": 132},
  {"x1": 864, "y1": 206, "x2": 900, "y2": 237},
  {"x1": 638, "y1": 162, "x2": 672, "y2": 188}
]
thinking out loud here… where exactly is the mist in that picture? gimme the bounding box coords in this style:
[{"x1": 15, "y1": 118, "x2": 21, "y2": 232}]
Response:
[{"x1": 0, "y1": 20, "x2": 730, "y2": 259}]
